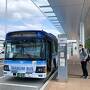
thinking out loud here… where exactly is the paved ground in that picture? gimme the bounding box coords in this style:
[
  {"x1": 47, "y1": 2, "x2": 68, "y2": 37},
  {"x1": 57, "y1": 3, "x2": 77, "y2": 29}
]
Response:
[
  {"x1": 0, "y1": 76, "x2": 46, "y2": 90},
  {"x1": 45, "y1": 77, "x2": 90, "y2": 90},
  {"x1": 45, "y1": 56, "x2": 90, "y2": 90}
]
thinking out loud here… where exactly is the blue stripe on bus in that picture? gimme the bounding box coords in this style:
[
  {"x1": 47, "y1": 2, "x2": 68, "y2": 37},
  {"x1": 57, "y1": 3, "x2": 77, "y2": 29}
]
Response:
[
  {"x1": 4, "y1": 60, "x2": 32, "y2": 64},
  {"x1": 4, "y1": 60, "x2": 46, "y2": 65},
  {"x1": 36, "y1": 61, "x2": 46, "y2": 65}
]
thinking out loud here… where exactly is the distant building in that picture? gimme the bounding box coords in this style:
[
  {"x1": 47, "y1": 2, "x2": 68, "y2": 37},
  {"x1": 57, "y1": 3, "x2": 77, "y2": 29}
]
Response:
[{"x1": 0, "y1": 40, "x2": 5, "y2": 60}]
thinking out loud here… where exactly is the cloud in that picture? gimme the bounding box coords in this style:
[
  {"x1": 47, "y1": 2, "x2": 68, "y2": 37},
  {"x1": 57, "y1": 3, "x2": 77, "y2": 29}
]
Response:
[
  {"x1": 0, "y1": 25, "x2": 6, "y2": 40},
  {"x1": 41, "y1": 26, "x2": 61, "y2": 37},
  {"x1": 12, "y1": 12, "x2": 32, "y2": 20},
  {"x1": 0, "y1": 0, "x2": 5, "y2": 9},
  {"x1": 0, "y1": 0, "x2": 44, "y2": 19},
  {"x1": 0, "y1": 0, "x2": 47, "y2": 28},
  {"x1": 0, "y1": 24, "x2": 41, "y2": 40},
  {"x1": 0, "y1": 0, "x2": 63, "y2": 39},
  {"x1": 0, "y1": 22, "x2": 61, "y2": 40},
  {"x1": 7, "y1": 23, "x2": 42, "y2": 32}
]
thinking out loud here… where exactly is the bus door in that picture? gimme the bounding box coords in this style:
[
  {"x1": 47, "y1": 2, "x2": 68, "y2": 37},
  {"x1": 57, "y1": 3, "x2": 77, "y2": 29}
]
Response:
[{"x1": 46, "y1": 40, "x2": 52, "y2": 72}]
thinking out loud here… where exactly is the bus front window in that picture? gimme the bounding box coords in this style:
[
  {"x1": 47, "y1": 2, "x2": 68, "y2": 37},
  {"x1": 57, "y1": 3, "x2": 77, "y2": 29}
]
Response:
[{"x1": 5, "y1": 39, "x2": 45, "y2": 59}]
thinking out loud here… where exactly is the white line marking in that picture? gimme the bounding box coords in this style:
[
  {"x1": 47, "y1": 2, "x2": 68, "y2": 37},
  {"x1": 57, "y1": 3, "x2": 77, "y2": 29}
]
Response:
[
  {"x1": 0, "y1": 82, "x2": 38, "y2": 88},
  {"x1": 0, "y1": 71, "x2": 57, "y2": 89},
  {"x1": 0, "y1": 76, "x2": 5, "y2": 79},
  {"x1": 40, "y1": 70, "x2": 57, "y2": 90},
  {"x1": 0, "y1": 65, "x2": 3, "y2": 67}
]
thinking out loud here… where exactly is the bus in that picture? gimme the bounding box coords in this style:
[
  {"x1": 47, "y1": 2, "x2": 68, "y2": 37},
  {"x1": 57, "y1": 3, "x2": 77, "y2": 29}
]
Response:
[
  {"x1": 4, "y1": 30, "x2": 58, "y2": 78},
  {"x1": 0, "y1": 40, "x2": 4, "y2": 60}
]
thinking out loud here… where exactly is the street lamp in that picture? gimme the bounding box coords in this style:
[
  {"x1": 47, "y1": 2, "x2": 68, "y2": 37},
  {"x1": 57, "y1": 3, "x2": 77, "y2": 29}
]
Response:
[{"x1": 5, "y1": 0, "x2": 8, "y2": 34}]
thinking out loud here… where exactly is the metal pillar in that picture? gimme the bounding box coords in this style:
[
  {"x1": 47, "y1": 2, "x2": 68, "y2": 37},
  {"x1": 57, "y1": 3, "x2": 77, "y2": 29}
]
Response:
[
  {"x1": 57, "y1": 34, "x2": 68, "y2": 82},
  {"x1": 80, "y1": 22, "x2": 85, "y2": 47}
]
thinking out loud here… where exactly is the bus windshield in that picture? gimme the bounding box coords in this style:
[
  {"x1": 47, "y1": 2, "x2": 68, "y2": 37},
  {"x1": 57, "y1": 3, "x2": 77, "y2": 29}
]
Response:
[{"x1": 5, "y1": 39, "x2": 45, "y2": 60}]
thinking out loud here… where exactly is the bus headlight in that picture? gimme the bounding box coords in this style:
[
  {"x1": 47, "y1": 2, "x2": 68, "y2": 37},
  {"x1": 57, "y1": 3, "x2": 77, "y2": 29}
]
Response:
[
  {"x1": 4, "y1": 65, "x2": 10, "y2": 71},
  {"x1": 36, "y1": 66, "x2": 46, "y2": 73}
]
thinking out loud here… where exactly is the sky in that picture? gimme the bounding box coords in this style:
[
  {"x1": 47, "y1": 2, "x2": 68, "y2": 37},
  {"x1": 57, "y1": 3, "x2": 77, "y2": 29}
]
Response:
[{"x1": 0, "y1": 0, "x2": 63, "y2": 40}]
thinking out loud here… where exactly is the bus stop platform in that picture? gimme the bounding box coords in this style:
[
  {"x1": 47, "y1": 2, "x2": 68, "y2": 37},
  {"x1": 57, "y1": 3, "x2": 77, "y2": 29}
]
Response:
[{"x1": 45, "y1": 55, "x2": 90, "y2": 90}]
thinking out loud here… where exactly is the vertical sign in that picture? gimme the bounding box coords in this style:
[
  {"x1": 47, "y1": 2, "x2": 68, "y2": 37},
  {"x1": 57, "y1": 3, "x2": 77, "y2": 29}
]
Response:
[{"x1": 57, "y1": 34, "x2": 68, "y2": 81}]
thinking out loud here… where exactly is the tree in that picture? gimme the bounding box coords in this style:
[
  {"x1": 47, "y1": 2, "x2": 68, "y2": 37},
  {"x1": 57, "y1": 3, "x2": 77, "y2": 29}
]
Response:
[{"x1": 85, "y1": 39, "x2": 90, "y2": 49}]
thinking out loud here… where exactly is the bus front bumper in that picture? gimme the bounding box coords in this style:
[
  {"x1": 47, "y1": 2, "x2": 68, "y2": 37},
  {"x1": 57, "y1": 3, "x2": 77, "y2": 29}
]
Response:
[{"x1": 4, "y1": 71, "x2": 47, "y2": 78}]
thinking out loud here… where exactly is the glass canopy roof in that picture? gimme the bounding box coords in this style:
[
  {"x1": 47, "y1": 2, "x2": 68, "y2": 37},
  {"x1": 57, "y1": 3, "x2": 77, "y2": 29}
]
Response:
[{"x1": 32, "y1": 0, "x2": 64, "y2": 33}]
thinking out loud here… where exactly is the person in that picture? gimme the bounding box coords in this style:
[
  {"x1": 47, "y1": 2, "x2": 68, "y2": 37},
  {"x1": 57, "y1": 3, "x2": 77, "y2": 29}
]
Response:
[{"x1": 79, "y1": 44, "x2": 88, "y2": 79}]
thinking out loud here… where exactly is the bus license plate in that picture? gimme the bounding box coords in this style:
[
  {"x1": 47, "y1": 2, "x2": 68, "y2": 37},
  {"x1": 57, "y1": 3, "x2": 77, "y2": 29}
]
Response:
[{"x1": 17, "y1": 73, "x2": 25, "y2": 77}]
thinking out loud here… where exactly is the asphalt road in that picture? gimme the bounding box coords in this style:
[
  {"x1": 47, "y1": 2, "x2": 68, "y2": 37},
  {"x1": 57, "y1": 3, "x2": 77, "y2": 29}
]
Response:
[
  {"x1": 0, "y1": 77, "x2": 46, "y2": 90},
  {"x1": 0, "y1": 65, "x2": 3, "y2": 77}
]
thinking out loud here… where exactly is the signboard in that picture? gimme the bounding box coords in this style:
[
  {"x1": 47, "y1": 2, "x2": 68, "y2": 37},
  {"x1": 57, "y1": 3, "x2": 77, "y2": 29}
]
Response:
[
  {"x1": 60, "y1": 58, "x2": 65, "y2": 67},
  {"x1": 57, "y1": 34, "x2": 68, "y2": 81},
  {"x1": 11, "y1": 32, "x2": 37, "y2": 37},
  {"x1": 58, "y1": 38, "x2": 67, "y2": 44},
  {"x1": 60, "y1": 52, "x2": 64, "y2": 58}
]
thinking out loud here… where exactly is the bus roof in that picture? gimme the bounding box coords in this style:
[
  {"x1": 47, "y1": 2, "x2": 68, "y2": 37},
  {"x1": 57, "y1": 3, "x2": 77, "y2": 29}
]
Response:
[
  {"x1": 6, "y1": 30, "x2": 57, "y2": 42},
  {"x1": 6, "y1": 30, "x2": 47, "y2": 35}
]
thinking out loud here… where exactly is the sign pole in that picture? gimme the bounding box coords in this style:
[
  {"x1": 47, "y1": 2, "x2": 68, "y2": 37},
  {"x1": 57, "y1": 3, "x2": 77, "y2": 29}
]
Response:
[{"x1": 57, "y1": 34, "x2": 68, "y2": 82}]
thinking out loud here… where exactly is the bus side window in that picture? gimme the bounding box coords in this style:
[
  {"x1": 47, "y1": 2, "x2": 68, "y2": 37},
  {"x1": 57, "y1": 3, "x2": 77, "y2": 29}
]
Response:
[
  {"x1": 54, "y1": 41, "x2": 58, "y2": 53},
  {"x1": 46, "y1": 42, "x2": 49, "y2": 59},
  {"x1": 52, "y1": 41, "x2": 55, "y2": 53},
  {"x1": 46, "y1": 41, "x2": 52, "y2": 60},
  {"x1": 46, "y1": 41, "x2": 52, "y2": 71}
]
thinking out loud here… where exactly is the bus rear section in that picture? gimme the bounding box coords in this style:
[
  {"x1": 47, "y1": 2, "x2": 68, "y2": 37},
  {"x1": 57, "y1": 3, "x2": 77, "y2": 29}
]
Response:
[{"x1": 4, "y1": 31, "x2": 58, "y2": 78}]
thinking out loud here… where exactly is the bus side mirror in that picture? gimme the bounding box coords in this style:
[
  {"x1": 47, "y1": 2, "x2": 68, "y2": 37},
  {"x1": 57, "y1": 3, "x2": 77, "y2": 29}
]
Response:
[
  {"x1": 0, "y1": 51, "x2": 4, "y2": 54},
  {"x1": 2, "y1": 51, "x2": 4, "y2": 54},
  {"x1": 3, "y1": 42, "x2": 5, "y2": 47}
]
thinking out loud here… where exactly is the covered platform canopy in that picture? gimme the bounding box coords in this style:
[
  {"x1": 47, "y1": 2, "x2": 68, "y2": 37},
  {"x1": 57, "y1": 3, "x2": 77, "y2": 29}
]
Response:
[{"x1": 32, "y1": 0, "x2": 90, "y2": 41}]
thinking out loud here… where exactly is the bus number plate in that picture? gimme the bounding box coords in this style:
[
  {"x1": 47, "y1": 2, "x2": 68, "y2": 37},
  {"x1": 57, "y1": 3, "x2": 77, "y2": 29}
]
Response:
[{"x1": 17, "y1": 73, "x2": 25, "y2": 77}]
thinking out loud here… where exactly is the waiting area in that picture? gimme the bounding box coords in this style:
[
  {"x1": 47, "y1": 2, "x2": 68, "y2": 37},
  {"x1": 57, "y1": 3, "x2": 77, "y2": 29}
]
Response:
[{"x1": 45, "y1": 55, "x2": 90, "y2": 90}]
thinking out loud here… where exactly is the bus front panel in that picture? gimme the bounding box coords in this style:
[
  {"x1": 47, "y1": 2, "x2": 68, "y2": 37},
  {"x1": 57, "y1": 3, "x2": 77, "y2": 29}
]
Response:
[{"x1": 4, "y1": 60, "x2": 47, "y2": 78}]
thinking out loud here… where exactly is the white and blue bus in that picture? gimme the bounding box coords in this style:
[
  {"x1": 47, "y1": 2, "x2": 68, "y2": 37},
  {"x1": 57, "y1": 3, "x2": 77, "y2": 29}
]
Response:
[{"x1": 4, "y1": 30, "x2": 58, "y2": 78}]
